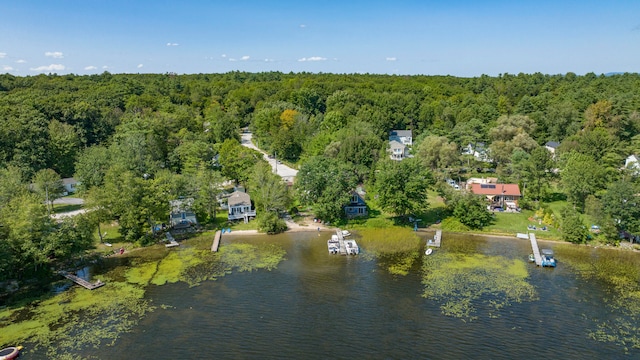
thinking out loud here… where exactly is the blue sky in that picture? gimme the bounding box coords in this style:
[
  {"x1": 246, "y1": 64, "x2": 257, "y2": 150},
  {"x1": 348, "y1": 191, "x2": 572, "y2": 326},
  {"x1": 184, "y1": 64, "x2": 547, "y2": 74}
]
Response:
[{"x1": 1, "y1": 0, "x2": 639, "y2": 76}]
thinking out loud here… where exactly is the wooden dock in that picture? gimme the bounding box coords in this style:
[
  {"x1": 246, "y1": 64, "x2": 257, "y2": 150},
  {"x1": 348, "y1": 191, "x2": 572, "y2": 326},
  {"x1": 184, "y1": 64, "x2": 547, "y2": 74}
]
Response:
[
  {"x1": 529, "y1": 233, "x2": 542, "y2": 266},
  {"x1": 59, "y1": 271, "x2": 105, "y2": 290},
  {"x1": 334, "y1": 229, "x2": 359, "y2": 255},
  {"x1": 427, "y1": 230, "x2": 442, "y2": 247},
  {"x1": 211, "y1": 230, "x2": 222, "y2": 252},
  {"x1": 165, "y1": 232, "x2": 179, "y2": 248}
]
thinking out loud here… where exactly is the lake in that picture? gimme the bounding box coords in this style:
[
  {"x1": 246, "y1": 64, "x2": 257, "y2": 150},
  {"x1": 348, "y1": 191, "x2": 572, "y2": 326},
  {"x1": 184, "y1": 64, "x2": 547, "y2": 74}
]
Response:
[{"x1": 21, "y1": 231, "x2": 640, "y2": 359}]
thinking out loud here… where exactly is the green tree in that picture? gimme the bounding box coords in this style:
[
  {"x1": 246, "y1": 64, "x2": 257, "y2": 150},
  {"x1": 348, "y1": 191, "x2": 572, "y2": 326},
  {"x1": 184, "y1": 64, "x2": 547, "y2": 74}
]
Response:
[
  {"x1": 414, "y1": 135, "x2": 459, "y2": 171},
  {"x1": 560, "y1": 152, "x2": 606, "y2": 210},
  {"x1": 192, "y1": 168, "x2": 225, "y2": 223},
  {"x1": 374, "y1": 158, "x2": 432, "y2": 217},
  {"x1": 601, "y1": 180, "x2": 640, "y2": 234},
  {"x1": 560, "y1": 206, "x2": 589, "y2": 244},
  {"x1": 48, "y1": 119, "x2": 82, "y2": 177},
  {"x1": 32, "y1": 169, "x2": 65, "y2": 214},
  {"x1": 74, "y1": 145, "x2": 111, "y2": 191},
  {"x1": 218, "y1": 139, "x2": 261, "y2": 184},
  {"x1": 248, "y1": 162, "x2": 290, "y2": 213},
  {"x1": 452, "y1": 193, "x2": 494, "y2": 229}
]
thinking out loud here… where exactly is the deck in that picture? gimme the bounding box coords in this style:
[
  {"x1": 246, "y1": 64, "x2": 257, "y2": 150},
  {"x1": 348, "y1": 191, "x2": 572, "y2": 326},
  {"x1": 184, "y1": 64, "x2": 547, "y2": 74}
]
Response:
[
  {"x1": 211, "y1": 230, "x2": 222, "y2": 252},
  {"x1": 529, "y1": 233, "x2": 542, "y2": 266},
  {"x1": 334, "y1": 229, "x2": 359, "y2": 255},
  {"x1": 427, "y1": 230, "x2": 442, "y2": 247},
  {"x1": 59, "y1": 271, "x2": 105, "y2": 290}
]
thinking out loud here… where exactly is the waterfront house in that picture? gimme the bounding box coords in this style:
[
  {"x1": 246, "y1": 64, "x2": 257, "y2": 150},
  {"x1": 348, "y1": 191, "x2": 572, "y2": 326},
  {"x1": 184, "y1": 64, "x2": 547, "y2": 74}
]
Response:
[
  {"x1": 228, "y1": 190, "x2": 256, "y2": 223},
  {"x1": 169, "y1": 198, "x2": 198, "y2": 228},
  {"x1": 470, "y1": 183, "x2": 521, "y2": 210},
  {"x1": 62, "y1": 177, "x2": 79, "y2": 195},
  {"x1": 344, "y1": 188, "x2": 368, "y2": 218}
]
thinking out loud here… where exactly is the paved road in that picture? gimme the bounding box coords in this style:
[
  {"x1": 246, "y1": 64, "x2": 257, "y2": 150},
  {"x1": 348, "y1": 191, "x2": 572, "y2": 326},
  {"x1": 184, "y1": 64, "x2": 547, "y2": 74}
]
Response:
[{"x1": 240, "y1": 132, "x2": 298, "y2": 182}]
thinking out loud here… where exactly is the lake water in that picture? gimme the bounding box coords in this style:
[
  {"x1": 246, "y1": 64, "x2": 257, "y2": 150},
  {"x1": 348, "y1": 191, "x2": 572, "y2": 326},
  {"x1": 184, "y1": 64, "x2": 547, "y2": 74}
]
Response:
[{"x1": 40, "y1": 232, "x2": 639, "y2": 359}]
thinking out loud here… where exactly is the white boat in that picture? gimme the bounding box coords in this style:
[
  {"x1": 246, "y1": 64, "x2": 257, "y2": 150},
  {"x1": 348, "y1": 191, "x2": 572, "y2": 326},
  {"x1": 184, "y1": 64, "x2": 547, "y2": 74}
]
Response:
[
  {"x1": 328, "y1": 235, "x2": 340, "y2": 254},
  {"x1": 341, "y1": 230, "x2": 351, "y2": 237},
  {"x1": 425, "y1": 248, "x2": 433, "y2": 256}
]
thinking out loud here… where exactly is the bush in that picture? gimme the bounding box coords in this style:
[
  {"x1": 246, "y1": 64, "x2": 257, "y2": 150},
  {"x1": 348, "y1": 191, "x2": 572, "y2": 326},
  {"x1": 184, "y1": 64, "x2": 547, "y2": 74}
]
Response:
[{"x1": 256, "y1": 211, "x2": 287, "y2": 234}]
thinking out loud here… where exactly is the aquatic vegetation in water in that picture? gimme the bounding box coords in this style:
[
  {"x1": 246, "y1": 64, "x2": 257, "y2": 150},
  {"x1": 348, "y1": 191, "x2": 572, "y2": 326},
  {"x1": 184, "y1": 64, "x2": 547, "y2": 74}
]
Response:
[
  {"x1": 555, "y1": 245, "x2": 640, "y2": 351},
  {"x1": 421, "y1": 253, "x2": 537, "y2": 321},
  {"x1": 355, "y1": 227, "x2": 422, "y2": 275},
  {"x1": 219, "y1": 243, "x2": 287, "y2": 272}
]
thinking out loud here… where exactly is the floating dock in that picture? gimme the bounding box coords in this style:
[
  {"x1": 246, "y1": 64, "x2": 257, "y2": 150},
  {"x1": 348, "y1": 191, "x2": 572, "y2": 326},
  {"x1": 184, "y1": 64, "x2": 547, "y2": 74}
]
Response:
[
  {"x1": 330, "y1": 229, "x2": 359, "y2": 255},
  {"x1": 529, "y1": 233, "x2": 542, "y2": 266},
  {"x1": 427, "y1": 230, "x2": 442, "y2": 248},
  {"x1": 59, "y1": 271, "x2": 105, "y2": 290},
  {"x1": 211, "y1": 230, "x2": 222, "y2": 252}
]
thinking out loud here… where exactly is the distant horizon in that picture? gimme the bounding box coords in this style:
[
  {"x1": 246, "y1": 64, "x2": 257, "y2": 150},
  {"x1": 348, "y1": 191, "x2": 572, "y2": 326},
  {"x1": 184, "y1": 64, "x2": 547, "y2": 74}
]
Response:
[{"x1": 2, "y1": 1, "x2": 639, "y2": 77}]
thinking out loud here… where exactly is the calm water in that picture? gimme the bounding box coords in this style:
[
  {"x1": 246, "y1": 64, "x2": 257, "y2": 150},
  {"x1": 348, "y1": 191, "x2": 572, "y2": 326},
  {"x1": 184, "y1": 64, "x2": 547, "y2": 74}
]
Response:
[{"x1": 73, "y1": 232, "x2": 634, "y2": 359}]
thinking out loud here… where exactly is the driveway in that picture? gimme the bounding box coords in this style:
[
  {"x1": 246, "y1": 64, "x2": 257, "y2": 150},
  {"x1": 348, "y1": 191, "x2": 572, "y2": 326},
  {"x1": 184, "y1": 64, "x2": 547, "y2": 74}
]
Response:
[
  {"x1": 53, "y1": 197, "x2": 85, "y2": 205},
  {"x1": 240, "y1": 132, "x2": 298, "y2": 182}
]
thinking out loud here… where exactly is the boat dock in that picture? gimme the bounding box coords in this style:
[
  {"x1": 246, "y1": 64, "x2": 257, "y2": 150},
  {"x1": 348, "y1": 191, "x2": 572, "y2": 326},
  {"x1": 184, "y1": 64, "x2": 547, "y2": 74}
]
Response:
[
  {"x1": 59, "y1": 271, "x2": 105, "y2": 290},
  {"x1": 165, "y1": 232, "x2": 179, "y2": 248},
  {"x1": 211, "y1": 230, "x2": 222, "y2": 252},
  {"x1": 529, "y1": 233, "x2": 542, "y2": 266},
  {"x1": 427, "y1": 230, "x2": 442, "y2": 248},
  {"x1": 330, "y1": 229, "x2": 359, "y2": 255}
]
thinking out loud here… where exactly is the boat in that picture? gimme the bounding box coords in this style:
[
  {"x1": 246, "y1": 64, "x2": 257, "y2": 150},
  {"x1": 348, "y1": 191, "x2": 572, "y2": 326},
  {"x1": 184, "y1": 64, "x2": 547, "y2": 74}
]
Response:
[
  {"x1": 540, "y1": 249, "x2": 557, "y2": 267},
  {"x1": 528, "y1": 254, "x2": 535, "y2": 262},
  {"x1": 0, "y1": 346, "x2": 23, "y2": 360},
  {"x1": 341, "y1": 230, "x2": 351, "y2": 237},
  {"x1": 425, "y1": 248, "x2": 433, "y2": 256},
  {"x1": 328, "y1": 235, "x2": 340, "y2": 254},
  {"x1": 344, "y1": 239, "x2": 359, "y2": 255}
]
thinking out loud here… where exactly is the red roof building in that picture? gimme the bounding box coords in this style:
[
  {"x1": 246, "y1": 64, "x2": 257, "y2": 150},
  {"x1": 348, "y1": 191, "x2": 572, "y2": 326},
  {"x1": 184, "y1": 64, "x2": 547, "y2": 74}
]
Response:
[{"x1": 470, "y1": 183, "x2": 521, "y2": 210}]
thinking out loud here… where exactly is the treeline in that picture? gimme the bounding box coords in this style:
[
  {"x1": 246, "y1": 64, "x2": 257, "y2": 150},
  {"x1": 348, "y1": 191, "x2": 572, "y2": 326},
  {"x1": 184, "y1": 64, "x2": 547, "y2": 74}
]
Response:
[{"x1": 1, "y1": 71, "x2": 640, "y2": 281}]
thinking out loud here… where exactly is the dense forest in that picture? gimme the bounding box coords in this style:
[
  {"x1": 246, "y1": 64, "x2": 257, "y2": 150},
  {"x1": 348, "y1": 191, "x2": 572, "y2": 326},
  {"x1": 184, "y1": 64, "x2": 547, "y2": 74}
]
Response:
[{"x1": 1, "y1": 71, "x2": 640, "y2": 282}]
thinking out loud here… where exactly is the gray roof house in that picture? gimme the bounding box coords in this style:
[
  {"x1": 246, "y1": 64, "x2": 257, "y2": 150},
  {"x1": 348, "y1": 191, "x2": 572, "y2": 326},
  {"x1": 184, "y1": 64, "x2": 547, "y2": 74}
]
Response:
[
  {"x1": 388, "y1": 140, "x2": 409, "y2": 161},
  {"x1": 545, "y1": 141, "x2": 560, "y2": 157},
  {"x1": 389, "y1": 130, "x2": 413, "y2": 146},
  {"x1": 62, "y1": 177, "x2": 79, "y2": 195},
  {"x1": 169, "y1": 198, "x2": 198, "y2": 228},
  {"x1": 228, "y1": 190, "x2": 256, "y2": 223},
  {"x1": 625, "y1": 154, "x2": 640, "y2": 175},
  {"x1": 344, "y1": 188, "x2": 368, "y2": 218}
]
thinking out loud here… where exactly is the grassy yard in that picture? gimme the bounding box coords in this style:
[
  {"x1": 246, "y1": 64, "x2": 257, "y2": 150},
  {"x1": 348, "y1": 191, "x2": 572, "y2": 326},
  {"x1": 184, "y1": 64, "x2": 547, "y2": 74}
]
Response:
[
  {"x1": 483, "y1": 211, "x2": 562, "y2": 239},
  {"x1": 52, "y1": 203, "x2": 83, "y2": 213}
]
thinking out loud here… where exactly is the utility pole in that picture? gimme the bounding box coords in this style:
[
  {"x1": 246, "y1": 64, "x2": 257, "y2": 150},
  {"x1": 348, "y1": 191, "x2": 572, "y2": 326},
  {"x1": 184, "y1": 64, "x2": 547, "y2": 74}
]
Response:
[{"x1": 275, "y1": 151, "x2": 278, "y2": 175}]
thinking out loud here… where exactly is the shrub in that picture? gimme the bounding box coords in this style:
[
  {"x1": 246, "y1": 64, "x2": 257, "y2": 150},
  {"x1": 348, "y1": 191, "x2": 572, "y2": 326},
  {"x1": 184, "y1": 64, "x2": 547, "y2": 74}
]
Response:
[{"x1": 256, "y1": 212, "x2": 287, "y2": 234}]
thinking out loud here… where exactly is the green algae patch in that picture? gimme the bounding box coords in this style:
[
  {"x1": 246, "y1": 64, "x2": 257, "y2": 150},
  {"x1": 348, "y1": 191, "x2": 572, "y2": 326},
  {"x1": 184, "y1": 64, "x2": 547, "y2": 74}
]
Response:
[
  {"x1": 150, "y1": 247, "x2": 204, "y2": 286},
  {"x1": 0, "y1": 278, "x2": 153, "y2": 359},
  {"x1": 421, "y1": 252, "x2": 537, "y2": 321},
  {"x1": 355, "y1": 227, "x2": 422, "y2": 275},
  {"x1": 125, "y1": 261, "x2": 158, "y2": 286},
  {"x1": 219, "y1": 243, "x2": 286, "y2": 272},
  {"x1": 555, "y1": 245, "x2": 640, "y2": 351}
]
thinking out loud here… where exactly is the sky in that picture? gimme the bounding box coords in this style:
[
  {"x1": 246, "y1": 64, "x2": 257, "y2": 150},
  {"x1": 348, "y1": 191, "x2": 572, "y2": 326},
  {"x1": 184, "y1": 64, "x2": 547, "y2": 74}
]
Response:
[{"x1": 1, "y1": 0, "x2": 639, "y2": 77}]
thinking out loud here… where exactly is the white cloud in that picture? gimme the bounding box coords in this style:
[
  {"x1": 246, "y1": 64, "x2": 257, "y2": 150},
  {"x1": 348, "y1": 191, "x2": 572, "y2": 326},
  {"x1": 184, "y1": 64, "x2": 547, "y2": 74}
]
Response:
[
  {"x1": 221, "y1": 54, "x2": 227, "y2": 58},
  {"x1": 3, "y1": 65, "x2": 13, "y2": 71},
  {"x1": 264, "y1": 58, "x2": 274, "y2": 62},
  {"x1": 137, "y1": 64, "x2": 143, "y2": 68},
  {"x1": 16, "y1": 59, "x2": 26, "y2": 63},
  {"x1": 0, "y1": 52, "x2": 6, "y2": 58},
  {"x1": 386, "y1": 57, "x2": 397, "y2": 61},
  {"x1": 30, "y1": 64, "x2": 65, "y2": 72},
  {"x1": 45, "y1": 51, "x2": 64, "y2": 59},
  {"x1": 241, "y1": 55, "x2": 250, "y2": 61},
  {"x1": 300, "y1": 24, "x2": 306, "y2": 28},
  {"x1": 228, "y1": 58, "x2": 237, "y2": 62},
  {"x1": 298, "y1": 56, "x2": 327, "y2": 62},
  {"x1": 102, "y1": 65, "x2": 109, "y2": 69},
  {"x1": 84, "y1": 65, "x2": 97, "y2": 70},
  {"x1": 166, "y1": 42, "x2": 179, "y2": 46}
]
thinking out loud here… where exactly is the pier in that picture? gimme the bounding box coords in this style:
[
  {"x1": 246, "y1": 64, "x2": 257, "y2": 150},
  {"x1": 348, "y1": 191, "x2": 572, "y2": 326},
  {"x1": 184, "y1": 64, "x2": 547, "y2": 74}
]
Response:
[
  {"x1": 529, "y1": 233, "x2": 542, "y2": 266},
  {"x1": 165, "y1": 232, "x2": 179, "y2": 248},
  {"x1": 59, "y1": 271, "x2": 105, "y2": 290},
  {"x1": 427, "y1": 230, "x2": 442, "y2": 248},
  {"x1": 332, "y1": 229, "x2": 359, "y2": 255},
  {"x1": 211, "y1": 230, "x2": 222, "y2": 252}
]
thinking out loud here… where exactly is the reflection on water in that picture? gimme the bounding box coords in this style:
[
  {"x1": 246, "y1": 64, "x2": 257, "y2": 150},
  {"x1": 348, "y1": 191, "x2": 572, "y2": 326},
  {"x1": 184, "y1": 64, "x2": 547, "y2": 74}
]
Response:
[{"x1": 60, "y1": 232, "x2": 640, "y2": 358}]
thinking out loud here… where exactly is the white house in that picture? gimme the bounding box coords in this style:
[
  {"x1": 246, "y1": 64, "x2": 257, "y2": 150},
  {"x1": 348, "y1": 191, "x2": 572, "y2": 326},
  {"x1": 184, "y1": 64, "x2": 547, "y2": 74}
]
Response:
[
  {"x1": 169, "y1": 198, "x2": 198, "y2": 228},
  {"x1": 545, "y1": 141, "x2": 560, "y2": 159},
  {"x1": 388, "y1": 140, "x2": 409, "y2": 161},
  {"x1": 62, "y1": 177, "x2": 80, "y2": 195},
  {"x1": 625, "y1": 154, "x2": 640, "y2": 174},
  {"x1": 227, "y1": 190, "x2": 256, "y2": 223},
  {"x1": 463, "y1": 142, "x2": 492, "y2": 162},
  {"x1": 389, "y1": 130, "x2": 412, "y2": 146}
]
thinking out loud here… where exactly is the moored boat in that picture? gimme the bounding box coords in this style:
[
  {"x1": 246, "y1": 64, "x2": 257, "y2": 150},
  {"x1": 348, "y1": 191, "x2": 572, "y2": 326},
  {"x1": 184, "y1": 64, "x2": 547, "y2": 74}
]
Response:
[
  {"x1": 425, "y1": 248, "x2": 433, "y2": 256},
  {"x1": 0, "y1": 346, "x2": 23, "y2": 360},
  {"x1": 540, "y1": 249, "x2": 557, "y2": 267},
  {"x1": 341, "y1": 230, "x2": 351, "y2": 237}
]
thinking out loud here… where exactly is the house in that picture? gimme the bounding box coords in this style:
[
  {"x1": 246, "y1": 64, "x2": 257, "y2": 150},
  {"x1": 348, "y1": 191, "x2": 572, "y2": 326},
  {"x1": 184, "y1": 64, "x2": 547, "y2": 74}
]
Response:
[
  {"x1": 169, "y1": 198, "x2": 198, "y2": 228},
  {"x1": 625, "y1": 154, "x2": 640, "y2": 174},
  {"x1": 389, "y1": 130, "x2": 412, "y2": 146},
  {"x1": 388, "y1": 140, "x2": 410, "y2": 161},
  {"x1": 465, "y1": 177, "x2": 498, "y2": 190},
  {"x1": 62, "y1": 177, "x2": 79, "y2": 195},
  {"x1": 545, "y1": 141, "x2": 560, "y2": 159},
  {"x1": 344, "y1": 188, "x2": 368, "y2": 218},
  {"x1": 227, "y1": 190, "x2": 256, "y2": 223},
  {"x1": 463, "y1": 142, "x2": 492, "y2": 162},
  {"x1": 470, "y1": 183, "x2": 521, "y2": 211}
]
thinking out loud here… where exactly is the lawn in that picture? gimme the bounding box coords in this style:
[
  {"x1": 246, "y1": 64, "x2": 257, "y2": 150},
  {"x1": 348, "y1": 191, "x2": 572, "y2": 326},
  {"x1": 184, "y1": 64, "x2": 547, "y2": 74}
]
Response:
[
  {"x1": 484, "y1": 210, "x2": 562, "y2": 239},
  {"x1": 52, "y1": 203, "x2": 83, "y2": 213}
]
